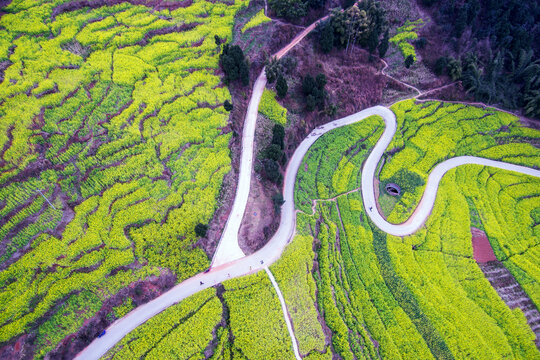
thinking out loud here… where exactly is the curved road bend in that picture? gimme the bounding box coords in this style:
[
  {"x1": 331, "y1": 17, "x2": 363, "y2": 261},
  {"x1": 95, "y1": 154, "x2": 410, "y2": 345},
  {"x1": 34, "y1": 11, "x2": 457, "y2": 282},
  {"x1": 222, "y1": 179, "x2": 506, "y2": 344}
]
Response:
[
  {"x1": 211, "y1": 15, "x2": 330, "y2": 268},
  {"x1": 360, "y1": 109, "x2": 540, "y2": 236},
  {"x1": 76, "y1": 24, "x2": 540, "y2": 360},
  {"x1": 76, "y1": 106, "x2": 540, "y2": 360}
]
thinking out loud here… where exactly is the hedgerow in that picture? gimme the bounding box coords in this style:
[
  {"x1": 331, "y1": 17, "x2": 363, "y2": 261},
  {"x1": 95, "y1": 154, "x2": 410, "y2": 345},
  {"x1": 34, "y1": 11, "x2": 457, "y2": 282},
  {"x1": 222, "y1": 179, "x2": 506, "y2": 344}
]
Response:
[{"x1": 0, "y1": 0, "x2": 249, "y2": 354}]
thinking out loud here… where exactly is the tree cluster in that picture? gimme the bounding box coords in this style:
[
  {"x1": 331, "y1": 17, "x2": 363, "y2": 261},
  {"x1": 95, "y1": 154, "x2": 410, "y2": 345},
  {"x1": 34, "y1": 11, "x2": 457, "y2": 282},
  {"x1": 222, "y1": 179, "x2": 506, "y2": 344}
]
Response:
[
  {"x1": 425, "y1": 0, "x2": 540, "y2": 118},
  {"x1": 219, "y1": 44, "x2": 249, "y2": 86},
  {"x1": 261, "y1": 124, "x2": 286, "y2": 184},
  {"x1": 268, "y1": 0, "x2": 326, "y2": 21},
  {"x1": 302, "y1": 73, "x2": 327, "y2": 111},
  {"x1": 314, "y1": 0, "x2": 387, "y2": 55},
  {"x1": 266, "y1": 56, "x2": 297, "y2": 98},
  {"x1": 435, "y1": 50, "x2": 540, "y2": 118}
]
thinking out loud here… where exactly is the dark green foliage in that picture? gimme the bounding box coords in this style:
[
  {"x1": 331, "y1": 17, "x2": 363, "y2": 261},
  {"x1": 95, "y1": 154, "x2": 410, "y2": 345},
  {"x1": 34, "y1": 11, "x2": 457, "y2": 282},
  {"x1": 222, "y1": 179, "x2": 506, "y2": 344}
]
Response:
[
  {"x1": 368, "y1": 27, "x2": 379, "y2": 54},
  {"x1": 404, "y1": 54, "x2": 414, "y2": 68},
  {"x1": 280, "y1": 56, "x2": 298, "y2": 74},
  {"x1": 264, "y1": 144, "x2": 283, "y2": 161},
  {"x1": 263, "y1": 159, "x2": 282, "y2": 184},
  {"x1": 325, "y1": 1, "x2": 386, "y2": 53},
  {"x1": 434, "y1": 56, "x2": 448, "y2": 76},
  {"x1": 271, "y1": 124, "x2": 285, "y2": 149},
  {"x1": 317, "y1": 21, "x2": 334, "y2": 54},
  {"x1": 195, "y1": 223, "x2": 208, "y2": 238},
  {"x1": 265, "y1": 57, "x2": 281, "y2": 84},
  {"x1": 302, "y1": 74, "x2": 326, "y2": 111},
  {"x1": 432, "y1": 0, "x2": 540, "y2": 117},
  {"x1": 384, "y1": 169, "x2": 425, "y2": 195},
  {"x1": 214, "y1": 35, "x2": 221, "y2": 46},
  {"x1": 446, "y1": 57, "x2": 462, "y2": 81},
  {"x1": 268, "y1": 0, "x2": 308, "y2": 20},
  {"x1": 276, "y1": 75, "x2": 288, "y2": 98},
  {"x1": 415, "y1": 37, "x2": 427, "y2": 49},
  {"x1": 266, "y1": 56, "x2": 296, "y2": 85},
  {"x1": 224, "y1": 100, "x2": 233, "y2": 111},
  {"x1": 272, "y1": 192, "x2": 285, "y2": 213},
  {"x1": 219, "y1": 44, "x2": 249, "y2": 86},
  {"x1": 378, "y1": 29, "x2": 389, "y2": 58},
  {"x1": 307, "y1": 0, "x2": 325, "y2": 9}
]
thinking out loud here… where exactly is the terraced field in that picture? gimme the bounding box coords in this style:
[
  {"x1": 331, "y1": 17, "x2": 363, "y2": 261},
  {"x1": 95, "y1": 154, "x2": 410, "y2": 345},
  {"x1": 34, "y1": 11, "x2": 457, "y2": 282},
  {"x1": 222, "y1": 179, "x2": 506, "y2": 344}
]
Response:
[
  {"x1": 102, "y1": 271, "x2": 294, "y2": 360},
  {"x1": 284, "y1": 100, "x2": 540, "y2": 358},
  {"x1": 0, "y1": 0, "x2": 248, "y2": 356}
]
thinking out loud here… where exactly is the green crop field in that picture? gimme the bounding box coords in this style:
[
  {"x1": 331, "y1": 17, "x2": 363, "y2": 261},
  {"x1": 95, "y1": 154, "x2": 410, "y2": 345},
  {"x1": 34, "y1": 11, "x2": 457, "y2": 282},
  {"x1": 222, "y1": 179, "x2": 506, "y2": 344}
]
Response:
[
  {"x1": 283, "y1": 100, "x2": 540, "y2": 358},
  {"x1": 0, "y1": 0, "x2": 248, "y2": 356},
  {"x1": 103, "y1": 271, "x2": 294, "y2": 359}
]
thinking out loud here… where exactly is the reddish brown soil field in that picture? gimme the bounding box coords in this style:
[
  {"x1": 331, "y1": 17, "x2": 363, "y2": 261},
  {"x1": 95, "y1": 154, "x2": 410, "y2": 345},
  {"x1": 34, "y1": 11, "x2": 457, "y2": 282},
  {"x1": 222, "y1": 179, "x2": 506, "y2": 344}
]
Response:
[{"x1": 471, "y1": 227, "x2": 497, "y2": 263}]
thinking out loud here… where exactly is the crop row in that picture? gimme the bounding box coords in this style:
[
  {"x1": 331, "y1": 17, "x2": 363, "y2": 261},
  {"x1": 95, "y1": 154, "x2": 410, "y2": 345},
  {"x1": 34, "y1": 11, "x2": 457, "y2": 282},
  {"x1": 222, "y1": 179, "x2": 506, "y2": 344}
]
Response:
[
  {"x1": 104, "y1": 270, "x2": 295, "y2": 359},
  {"x1": 259, "y1": 89, "x2": 288, "y2": 125},
  {"x1": 0, "y1": 0, "x2": 249, "y2": 355},
  {"x1": 389, "y1": 19, "x2": 423, "y2": 61},
  {"x1": 380, "y1": 99, "x2": 540, "y2": 224},
  {"x1": 294, "y1": 115, "x2": 384, "y2": 213},
  {"x1": 288, "y1": 100, "x2": 539, "y2": 358}
]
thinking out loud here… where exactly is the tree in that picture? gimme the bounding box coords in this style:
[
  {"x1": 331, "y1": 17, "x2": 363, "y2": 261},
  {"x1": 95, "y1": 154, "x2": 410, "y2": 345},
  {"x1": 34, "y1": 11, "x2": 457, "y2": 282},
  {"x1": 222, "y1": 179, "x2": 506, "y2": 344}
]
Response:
[
  {"x1": 415, "y1": 37, "x2": 427, "y2": 49},
  {"x1": 265, "y1": 143, "x2": 283, "y2": 161},
  {"x1": 302, "y1": 73, "x2": 327, "y2": 111},
  {"x1": 214, "y1": 35, "x2": 221, "y2": 46},
  {"x1": 447, "y1": 57, "x2": 462, "y2": 80},
  {"x1": 268, "y1": 0, "x2": 307, "y2": 20},
  {"x1": 404, "y1": 55, "x2": 414, "y2": 68},
  {"x1": 368, "y1": 27, "x2": 379, "y2": 54},
  {"x1": 272, "y1": 192, "x2": 285, "y2": 213},
  {"x1": 306, "y1": 94, "x2": 316, "y2": 111},
  {"x1": 276, "y1": 74, "x2": 288, "y2": 98},
  {"x1": 378, "y1": 29, "x2": 389, "y2": 58},
  {"x1": 318, "y1": 21, "x2": 334, "y2": 53},
  {"x1": 271, "y1": 124, "x2": 285, "y2": 149},
  {"x1": 219, "y1": 44, "x2": 249, "y2": 86},
  {"x1": 434, "y1": 56, "x2": 448, "y2": 75},
  {"x1": 224, "y1": 100, "x2": 233, "y2": 111},
  {"x1": 263, "y1": 159, "x2": 282, "y2": 183},
  {"x1": 265, "y1": 57, "x2": 282, "y2": 84},
  {"x1": 195, "y1": 223, "x2": 208, "y2": 237}
]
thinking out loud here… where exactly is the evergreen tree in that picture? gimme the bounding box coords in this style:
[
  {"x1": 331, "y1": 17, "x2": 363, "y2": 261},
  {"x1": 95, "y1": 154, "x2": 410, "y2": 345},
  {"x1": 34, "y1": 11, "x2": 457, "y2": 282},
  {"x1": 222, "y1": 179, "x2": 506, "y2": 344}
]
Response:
[
  {"x1": 271, "y1": 124, "x2": 285, "y2": 149},
  {"x1": 404, "y1": 55, "x2": 414, "y2": 68},
  {"x1": 276, "y1": 74, "x2": 288, "y2": 98},
  {"x1": 265, "y1": 57, "x2": 282, "y2": 84},
  {"x1": 378, "y1": 29, "x2": 389, "y2": 58},
  {"x1": 194, "y1": 223, "x2": 208, "y2": 237},
  {"x1": 319, "y1": 21, "x2": 334, "y2": 53},
  {"x1": 368, "y1": 28, "x2": 379, "y2": 54},
  {"x1": 219, "y1": 44, "x2": 249, "y2": 86}
]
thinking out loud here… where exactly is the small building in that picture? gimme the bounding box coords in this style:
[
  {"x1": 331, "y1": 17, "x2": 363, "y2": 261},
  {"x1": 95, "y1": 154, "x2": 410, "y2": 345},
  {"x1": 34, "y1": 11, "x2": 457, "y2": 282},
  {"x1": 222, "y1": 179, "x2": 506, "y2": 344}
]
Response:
[{"x1": 385, "y1": 183, "x2": 401, "y2": 196}]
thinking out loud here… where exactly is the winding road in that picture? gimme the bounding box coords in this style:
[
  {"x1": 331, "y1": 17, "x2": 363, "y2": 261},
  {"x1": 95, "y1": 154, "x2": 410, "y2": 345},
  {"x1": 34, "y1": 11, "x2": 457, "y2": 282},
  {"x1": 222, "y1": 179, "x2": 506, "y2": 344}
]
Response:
[{"x1": 76, "y1": 17, "x2": 540, "y2": 360}]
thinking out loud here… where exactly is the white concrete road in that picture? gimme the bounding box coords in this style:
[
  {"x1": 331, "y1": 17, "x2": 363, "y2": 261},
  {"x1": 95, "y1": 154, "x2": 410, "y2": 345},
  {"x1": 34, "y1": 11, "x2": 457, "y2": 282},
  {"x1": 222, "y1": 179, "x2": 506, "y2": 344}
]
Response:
[
  {"x1": 360, "y1": 108, "x2": 540, "y2": 236},
  {"x1": 75, "y1": 20, "x2": 540, "y2": 360},
  {"x1": 75, "y1": 103, "x2": 540, "y2": 360}
]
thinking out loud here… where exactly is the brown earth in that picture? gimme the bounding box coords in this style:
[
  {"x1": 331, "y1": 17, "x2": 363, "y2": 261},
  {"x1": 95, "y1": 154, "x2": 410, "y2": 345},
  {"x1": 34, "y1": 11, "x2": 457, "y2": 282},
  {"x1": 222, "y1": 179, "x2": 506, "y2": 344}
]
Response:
[{"x1": 471, "y1": 227, "x2": 497, "y2": 263}]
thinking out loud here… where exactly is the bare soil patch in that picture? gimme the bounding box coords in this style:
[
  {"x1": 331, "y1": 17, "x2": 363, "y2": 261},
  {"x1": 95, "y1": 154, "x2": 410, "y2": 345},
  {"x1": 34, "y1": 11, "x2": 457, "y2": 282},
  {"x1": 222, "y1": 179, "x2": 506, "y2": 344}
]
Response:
[{"x1": 471, "y1": 227, "x2": 496, "y2": 263}]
